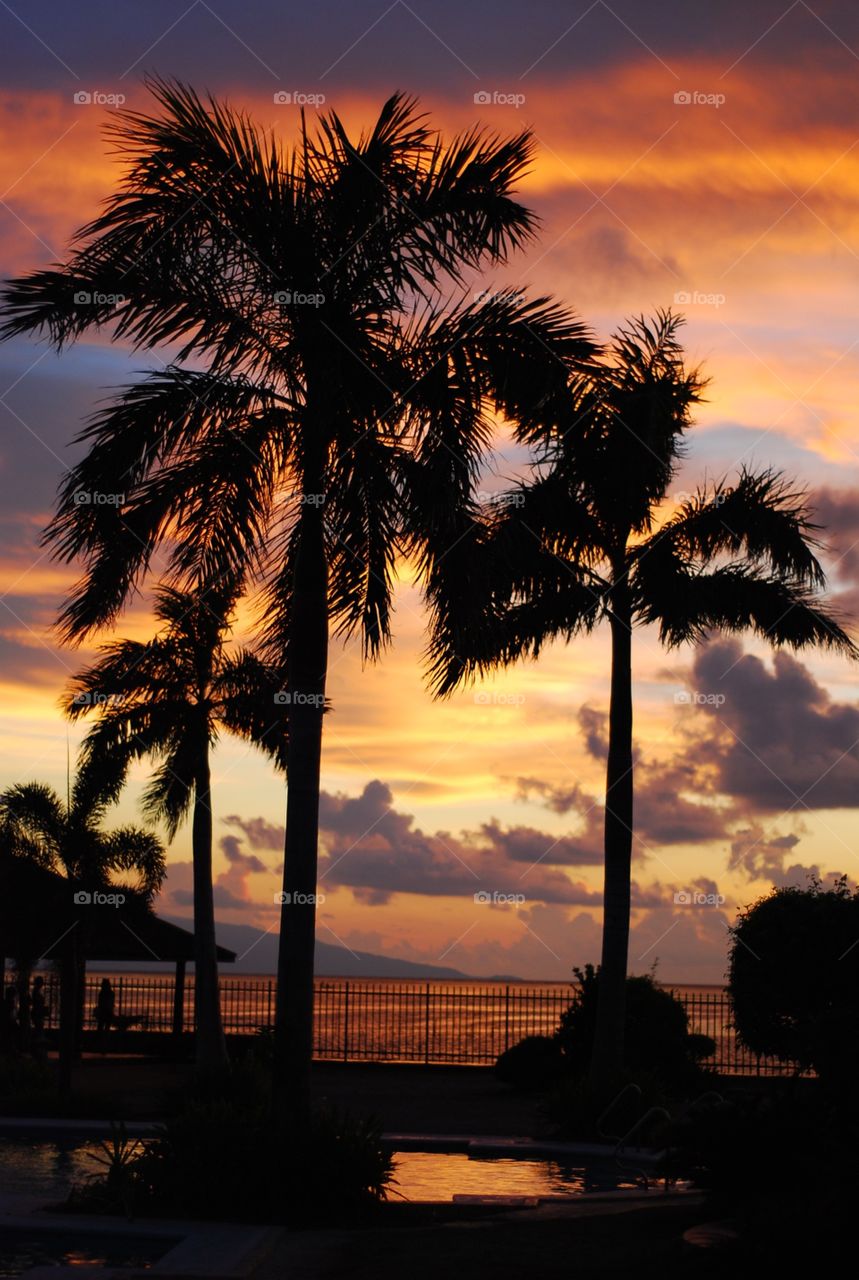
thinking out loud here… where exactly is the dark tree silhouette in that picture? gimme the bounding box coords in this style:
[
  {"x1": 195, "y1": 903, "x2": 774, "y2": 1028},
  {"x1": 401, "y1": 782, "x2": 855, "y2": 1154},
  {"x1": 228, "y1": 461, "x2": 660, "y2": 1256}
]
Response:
[
  {"x1": 0, "y1": 774, "x2": 165, "y2": 1079},
  {"x1": 0, "y1": 82, "x2": 596, "y2": 1114},
  {"x1": 63, "y1": 580, "x2": 288, "y2": 1072},
  {"x1": 423, "y1": 311, "x2": 856, "y2": 1085}
]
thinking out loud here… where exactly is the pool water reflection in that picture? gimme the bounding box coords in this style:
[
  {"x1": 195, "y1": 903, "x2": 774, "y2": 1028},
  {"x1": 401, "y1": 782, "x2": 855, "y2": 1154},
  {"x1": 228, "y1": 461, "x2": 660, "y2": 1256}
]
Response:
[{"x1": 390, "y1": 1151, "x2": 644, "y2": 1200}]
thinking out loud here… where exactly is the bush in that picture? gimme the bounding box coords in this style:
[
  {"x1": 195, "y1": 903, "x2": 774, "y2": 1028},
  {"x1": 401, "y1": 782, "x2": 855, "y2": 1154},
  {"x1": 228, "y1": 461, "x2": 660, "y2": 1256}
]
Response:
[
  {"x1": 68, "y1": 1060, "x2": 394, "y2": 1225},
  {"x1": 729, "y1": 876, "x2": 859, "y2": 1085},
  {"x1": 555, "y1": 964, "x2": 715, "y2": 1094},
  {"x1": 665, "y1": 1088, "x2": 859, "y2": 1264},
  {"x1": 495, "y1": 1035, "x2": 564, "y2": 1090}
]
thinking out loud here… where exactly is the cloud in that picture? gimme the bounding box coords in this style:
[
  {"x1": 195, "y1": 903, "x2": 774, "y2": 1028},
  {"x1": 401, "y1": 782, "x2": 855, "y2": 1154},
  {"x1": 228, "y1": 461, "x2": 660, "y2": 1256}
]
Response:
[
  {"x1": 689, "y1": 639, "x2": 859, "y2": 810},
  {"x1": 316, "y1": 779, "x2": 609, "y2": 906},
  {"x1": 222, "y1": 815, "x2": 284, "y2": 851}
]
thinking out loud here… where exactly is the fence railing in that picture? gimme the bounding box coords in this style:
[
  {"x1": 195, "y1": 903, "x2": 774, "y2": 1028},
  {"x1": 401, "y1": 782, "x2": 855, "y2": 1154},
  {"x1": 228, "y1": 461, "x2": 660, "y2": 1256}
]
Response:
[{"x1": 28, "y1": 974, "x2": 798, "y2": 1075}]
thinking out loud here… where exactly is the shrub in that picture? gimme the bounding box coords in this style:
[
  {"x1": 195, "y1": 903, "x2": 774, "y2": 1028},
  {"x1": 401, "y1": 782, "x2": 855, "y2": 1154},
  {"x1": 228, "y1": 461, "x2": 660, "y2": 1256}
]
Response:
[
  {"x1": 729, "y1": 876, "x2": 859, "y2": 1085},
  {"x1": 555, "y1": 964, "x2": 715, "y2": 1094},
  {"x1": 494, "y1": 1035, "x2": 564, "y2": 1090},
  {"x1": 69, "y1": 1085, "x2": 394, "y2": 1225}
]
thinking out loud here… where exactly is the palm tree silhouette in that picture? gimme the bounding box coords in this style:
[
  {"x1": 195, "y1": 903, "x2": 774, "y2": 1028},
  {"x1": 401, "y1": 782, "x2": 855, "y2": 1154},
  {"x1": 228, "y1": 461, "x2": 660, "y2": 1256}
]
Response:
[
  {"x1": 0, "y1": 773, "x2": 165, "y2": 1071},
  {"x1": 0, "y1": 82, "x2": 595, "y2": 1111},
  {"x1": 63, "y1": 580, "x2": 288, "y2": 1072},
  {"x1": 424, "y1": 311, "x2": 856, "y2": 1084}
]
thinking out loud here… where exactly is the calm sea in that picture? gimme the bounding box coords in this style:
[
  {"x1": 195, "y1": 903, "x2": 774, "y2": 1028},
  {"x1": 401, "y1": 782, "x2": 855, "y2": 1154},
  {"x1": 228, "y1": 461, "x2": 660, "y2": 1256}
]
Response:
[{"x1": 66, "y1": 972, "x2": 732, "y2": 1065}]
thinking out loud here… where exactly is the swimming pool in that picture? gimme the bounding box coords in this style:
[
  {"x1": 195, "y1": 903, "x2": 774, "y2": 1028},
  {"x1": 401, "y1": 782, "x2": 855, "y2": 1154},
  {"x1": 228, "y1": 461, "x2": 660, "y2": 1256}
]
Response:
[
  {"x1": 0, "y1": 1134, "x2": 671, "y2": 1209},
  {"x1": 391, "y1": 1150, "x2": 648, "y2": 1200}
]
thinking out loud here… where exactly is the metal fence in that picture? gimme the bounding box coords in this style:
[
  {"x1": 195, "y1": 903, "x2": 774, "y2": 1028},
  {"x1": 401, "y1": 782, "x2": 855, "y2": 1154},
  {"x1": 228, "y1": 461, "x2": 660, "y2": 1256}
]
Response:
[{"x1": 31, "y1": 974, "x2": 797, "y2": 1075}]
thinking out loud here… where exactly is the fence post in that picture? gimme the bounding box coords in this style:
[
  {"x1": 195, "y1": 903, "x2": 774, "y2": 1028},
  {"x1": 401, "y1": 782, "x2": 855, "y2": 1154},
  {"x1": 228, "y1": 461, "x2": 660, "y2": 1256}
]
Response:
[
  {"x1": 504, "y1": 984, "x2": 510, "y2": 1052},
  {"x1": 343, "y1": 982, "x2": 350, "y2": 1062},
  {"x1": 171, "y1": 960, "x2": 186, "y2": 1040},
  {"x1": 424, "y1": 983, "x2": 430, "y2": 1064}
]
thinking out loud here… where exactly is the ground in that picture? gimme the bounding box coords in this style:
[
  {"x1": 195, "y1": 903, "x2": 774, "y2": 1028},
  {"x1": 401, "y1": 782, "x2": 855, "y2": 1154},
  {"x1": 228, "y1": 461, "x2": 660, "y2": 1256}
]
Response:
[
  {"x1": 32, "y1": 1057, "x2": 547, "y2": 1132},
  {"x1": 254, "y1": 1204, "x2": 728, "y2": 1279}
]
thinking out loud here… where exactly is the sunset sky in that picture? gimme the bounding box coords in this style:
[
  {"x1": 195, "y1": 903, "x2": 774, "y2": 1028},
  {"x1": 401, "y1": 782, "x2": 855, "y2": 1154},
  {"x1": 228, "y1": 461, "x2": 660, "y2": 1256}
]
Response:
[{"x1": 3, "y1": 0, "x2": 859, "y2": 983}]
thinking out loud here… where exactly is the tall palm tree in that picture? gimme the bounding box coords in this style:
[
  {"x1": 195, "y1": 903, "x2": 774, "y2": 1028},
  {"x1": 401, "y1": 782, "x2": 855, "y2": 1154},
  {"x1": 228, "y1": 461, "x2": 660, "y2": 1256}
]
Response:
[
  {"x1": 0, "y1": 774, "x2": 165, "y2": 1073},
  {"x1": 63, "y1": 580, "x2": 289, "y2": 1073},
  {"x1": 423, "y1": 311, "x2": 857, "y2": 1085},
  {"x1": 0, "y1": 82, "x2": 596, "y2": 1113}
]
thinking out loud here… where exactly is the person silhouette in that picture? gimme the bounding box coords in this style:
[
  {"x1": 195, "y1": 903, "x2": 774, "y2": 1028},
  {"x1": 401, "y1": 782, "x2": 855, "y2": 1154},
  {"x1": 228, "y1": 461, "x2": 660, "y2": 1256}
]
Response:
[
  {"x1": 95, "y1": 978, "x2": 115, "y2": 1049},
  {"x1": 30, "y1": 976, "x2": 47, "y2": 1037}
]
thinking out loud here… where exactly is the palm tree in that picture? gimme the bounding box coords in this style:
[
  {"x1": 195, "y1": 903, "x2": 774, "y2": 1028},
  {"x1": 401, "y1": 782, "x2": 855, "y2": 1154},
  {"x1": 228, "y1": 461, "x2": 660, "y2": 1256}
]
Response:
[
  {"x1": 63, "y1": 580, "x2": 289, "y2": 1073},
  {"x1": 0, "y1": 82, "x2": 595, "y2": 1113},
  {"x1": 423, "y1": 311, "x2": 857, "y2": 1085},
  {"x1": 0, "y1": 774, "x2": 165, "y2": 1076}
]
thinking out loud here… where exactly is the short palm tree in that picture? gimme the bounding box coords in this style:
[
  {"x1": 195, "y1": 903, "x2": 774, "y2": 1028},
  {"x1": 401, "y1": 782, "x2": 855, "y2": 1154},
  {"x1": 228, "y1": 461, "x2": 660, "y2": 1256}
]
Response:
[
  {"x1": 63, "y1": 580, "x2": 289, "y2": 1072},
  {"x1": 0, "y1": 82, "x2": 595, "y2": 1112},
  {"x1": 0, "y1": 774, "x2": 165, "y2": 1065},
  {"x1": 423, "y1": 311, "x2": 857, "y2": 1085}
]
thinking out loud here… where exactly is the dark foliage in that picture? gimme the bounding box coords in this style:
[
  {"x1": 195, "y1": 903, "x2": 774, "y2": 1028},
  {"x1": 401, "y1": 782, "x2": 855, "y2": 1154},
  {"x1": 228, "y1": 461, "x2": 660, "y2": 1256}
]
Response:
[
  {"x1": 555, "y1": 965, "x2": 715, "y2": 1094},
  {"x1": 729, "y1": 876, "x2": 859, "y2": 1087}
]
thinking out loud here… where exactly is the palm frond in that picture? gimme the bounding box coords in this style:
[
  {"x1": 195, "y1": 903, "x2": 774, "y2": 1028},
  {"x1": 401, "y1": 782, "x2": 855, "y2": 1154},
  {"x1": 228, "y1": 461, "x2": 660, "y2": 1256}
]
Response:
[{"x1": 649, "y1": 467, "x2": 827, "y2": 587}]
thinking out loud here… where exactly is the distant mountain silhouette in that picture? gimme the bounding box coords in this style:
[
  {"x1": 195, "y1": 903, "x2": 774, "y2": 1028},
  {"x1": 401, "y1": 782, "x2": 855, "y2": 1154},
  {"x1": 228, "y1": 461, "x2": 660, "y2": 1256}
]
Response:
[{"x1": 85, "y1": 917, "x2": 485, "y2": 979}]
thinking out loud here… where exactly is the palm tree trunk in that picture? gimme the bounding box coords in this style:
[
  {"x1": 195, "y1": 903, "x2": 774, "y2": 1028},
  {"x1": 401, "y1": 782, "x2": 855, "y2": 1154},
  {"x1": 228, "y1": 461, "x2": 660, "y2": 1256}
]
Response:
[
  {"x1": 589, "y1": 574, "x2": 634, "y2": 1087},
  {"x1": 58, "y1": 941, "x2": 79, "y2": 1098},
  {"x1": 192, "y1": 751, "x2": 228, "y2": 1073},
  {"x1": 274, "y1": 478, "x2": 329, "y2": 1124}
]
